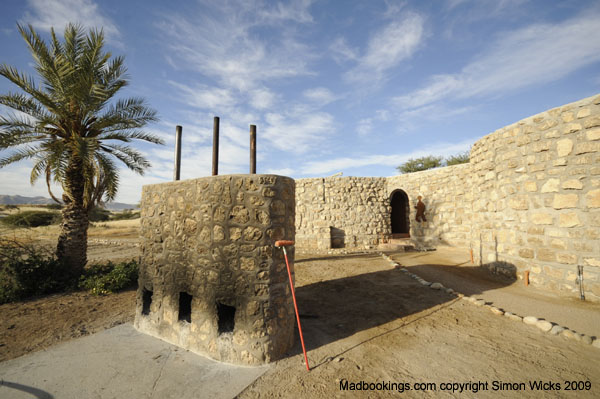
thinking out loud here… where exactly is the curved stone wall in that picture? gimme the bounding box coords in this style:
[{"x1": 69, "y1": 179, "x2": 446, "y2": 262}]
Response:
[
  {"x1": 295, "y1": 94, "x2": 600, "y2": 301},
  {"x1": 469, "y1": 94, "x2": 600, "y2": 300}
]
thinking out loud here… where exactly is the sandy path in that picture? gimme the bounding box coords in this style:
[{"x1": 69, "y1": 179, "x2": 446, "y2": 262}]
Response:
[{"x1": 390, "y1": 247, "x2": 600, "y2": 339}]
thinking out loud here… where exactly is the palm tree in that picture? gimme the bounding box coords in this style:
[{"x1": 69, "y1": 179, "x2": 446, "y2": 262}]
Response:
[{"x1": 0, "y1": 24, "x2": 163, "y2": 275}]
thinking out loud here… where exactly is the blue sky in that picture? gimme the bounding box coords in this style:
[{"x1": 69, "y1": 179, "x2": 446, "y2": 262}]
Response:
[{"x1": 1, "y1": 0, "x2": 600, "y2": 203}]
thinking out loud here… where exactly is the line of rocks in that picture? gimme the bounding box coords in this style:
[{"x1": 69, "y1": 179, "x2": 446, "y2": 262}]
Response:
[
  {"x1": 88, "y1": 238, "x2": 140, "y2": 247},
  {"x1": 380, "y1": 253, "x2": 600, "y2": 350}
]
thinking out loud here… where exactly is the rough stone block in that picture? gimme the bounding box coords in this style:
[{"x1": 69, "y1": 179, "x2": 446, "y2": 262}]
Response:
[
  {"x1": 563, "y1": 123, "x2": 582, "y2": 134},
  {"x1": 575, "y1": 142, "x2": 600, "y2": 155},
  {"x1": 531, "y1": 213, "x2": 553, "y2": 225},
  {"x1": 558, "y1": 212, "x2": 580, "y2": 227},
  {"x1": 509, "y1": 195, "x2": 529, "y2": 210},
  {"x1": 553, "y1": 194, "x2": 578, "y2": 209},
  {"x1": 541, "y1": 178, "x2": 560, "y2": 193},
  {"x1": 557, "y1": 252, "x2": 577, "y2": 265},
  {"x1": 538, "y1": 249, "x2": 557, "y2": 262},
  {"x1": 562, "y1": 179, "x2": 583, "y2": 190},
  {"x1": 586, "y1": 189, "x2": 600, "y2": 208},
  {"x1": 556, "y1": 138, "x2": 573, "y2": 157},
  {"x1": 587, "y1": 128, "x2": 600, "y2": 141}
]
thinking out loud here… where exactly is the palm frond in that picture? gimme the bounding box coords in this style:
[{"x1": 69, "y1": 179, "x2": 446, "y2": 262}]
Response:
[{"x1": 0, "y1": 145, "x2": 41, "y2": 167}]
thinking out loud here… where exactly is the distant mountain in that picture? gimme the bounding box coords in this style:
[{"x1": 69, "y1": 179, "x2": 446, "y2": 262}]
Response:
[
  {"x1": 0, "y1": 195, "x2": 54, "y2": 205},
  {"x1": 0, "y1": 195, "x2": 138, "y2": 211}
]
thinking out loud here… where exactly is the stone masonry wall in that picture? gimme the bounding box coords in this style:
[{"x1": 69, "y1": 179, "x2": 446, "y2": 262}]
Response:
[
  {"x1": 134, "y1": 174, "x2": 296, "y2": 365},
  {"x1": 470, "y1": 94, "x2": 600, "y2": 301},
  {"x1": 386, "y1": 163, "x2": 474, "y2": 248},
  {"x1": 294, "y1": 94, "x2": 600, "y2": 302},
  {"x1": 295, "y1": 177, "x2": 389, "y2": 251}
]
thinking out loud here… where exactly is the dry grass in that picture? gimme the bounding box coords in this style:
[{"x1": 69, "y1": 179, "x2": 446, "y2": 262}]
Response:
[{"x1": 0, "y1": 206, "x2": 140, "y2": 242}]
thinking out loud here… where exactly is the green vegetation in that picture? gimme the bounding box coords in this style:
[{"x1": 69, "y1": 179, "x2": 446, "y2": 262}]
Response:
[
  {"x1": 0, "y1": 238, "x2": 75, "y2": 304},
  {"x1": 0, "y1": 23, "x2": 163, "y2": 275},
  {"x1": 0, "y1": 210, "x2": 60, "y2": 227},
  {"x1": 445, "y1": 150, "x2": 470, "y2": 166},
  {"x1": 397, "y1": 155, "x2": 444, "y2": 174},
  {"x1": 89, "y1": 207, "x2": 111, "y2": 222},
  {"x1": 110, "y1": 209, "x2": 140, "y2": 220},
  {"x1": 0, "y1": 237, "x2": 139, "y2": 303},
  {"x1": 79, "y1": 260, "x2": 138, "y2": 295},
  {"x1": 397, "y1": 151, "x2": 471, "y2": 174}
]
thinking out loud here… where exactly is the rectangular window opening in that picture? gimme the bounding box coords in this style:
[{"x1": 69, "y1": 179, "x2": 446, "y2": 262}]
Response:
[
  {"x1": 178, "y1": 292, "x2": 192, "y2": 323},
  {"x1": 217, "y1": 302, "x2": 236, "y2": 334},
  {"x1": 142, "y1": 288, "x2": 153, "y2": 316}
]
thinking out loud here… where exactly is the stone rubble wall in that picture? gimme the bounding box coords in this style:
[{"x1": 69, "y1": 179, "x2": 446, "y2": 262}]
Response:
[
  {"x1": 386, "y1": 163, "x2": 474, "y2": 248},
  {"x1": 470, "y1": 94, "x2": 600, "y2": 301},
  {"x1": 295, "y1": 94, "x2": 600, "y2": 301},
  {"x1": 135, "y1": 174, "x2": 296, "y2": 365},
  {"x1": 295, "y1": 177, "x2": 389, "y2": 251}
]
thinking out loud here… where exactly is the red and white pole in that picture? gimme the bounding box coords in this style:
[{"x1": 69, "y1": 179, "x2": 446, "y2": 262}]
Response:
[{"x1": 275, "y1": 240, "x2": 310, "y2": 371}]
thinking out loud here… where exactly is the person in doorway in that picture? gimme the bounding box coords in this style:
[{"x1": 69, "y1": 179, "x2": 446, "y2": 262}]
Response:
[{"x1": 415, "y1": 196, "x2": 427, "y2": 222}]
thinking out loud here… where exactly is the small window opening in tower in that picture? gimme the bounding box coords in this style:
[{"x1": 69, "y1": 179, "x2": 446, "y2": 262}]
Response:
[
  {"x1": 142, "y1": 288, "x2": 153, "y2": 316},
  {"x1": 179, "y1": 292, "x2": 192, "y2": 323},
  {"x1": 217, "y1": 302, "x2": 236, "y2": 334}
]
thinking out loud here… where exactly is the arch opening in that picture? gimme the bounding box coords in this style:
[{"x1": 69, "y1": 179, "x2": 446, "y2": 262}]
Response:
[{"x1": 390, "y1": 189, "x2": 410, "y2": 236}]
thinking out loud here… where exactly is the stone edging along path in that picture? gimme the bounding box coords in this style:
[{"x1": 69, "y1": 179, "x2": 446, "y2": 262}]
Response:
[{"x1": 380, "y1": 253, "x2": 600, "y2": 350}]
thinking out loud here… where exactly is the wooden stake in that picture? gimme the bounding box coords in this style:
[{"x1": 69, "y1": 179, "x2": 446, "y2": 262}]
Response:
[
  {"x1": 250, "y1": 124, "x2": 256, "y2": 174},
  {"x1": 212, "y1": 117, "x2": 219, "y2": 176},
  {"x1": 174, "y1": 125, "x2": 182, "y2": 181}
]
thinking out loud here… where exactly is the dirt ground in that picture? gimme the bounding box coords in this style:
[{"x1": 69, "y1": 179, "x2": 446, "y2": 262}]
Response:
[
  {"x1": 1, "y1": 236, "x2": 599, "y2": 398},
  {"x1": 238, "y1": 252, "x2": 600, "y2": 398}
]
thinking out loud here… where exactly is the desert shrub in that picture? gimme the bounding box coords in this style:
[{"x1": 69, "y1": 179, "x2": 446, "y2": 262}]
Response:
[
  {"x1": 80, "y1": 260, "x2": 138, "y2": 295},
  {"x1": 397, "y1": 156, "x2": 444, "y2": 174},
  {"x1": 0, "y1": 210, "x2": 60, "y2": 227},
  {"x1": 0, "y1": 239, "x2": 76, "y2": 304},
  {"x1": 110, "y1": 210, "x2": 140, "y2": 221},
  {"x1": 89, "y1": 207, "x2": 111, "y2": 222},
  {"x1": 446, "y1": 150, "x2": 470, "y2": 166}
]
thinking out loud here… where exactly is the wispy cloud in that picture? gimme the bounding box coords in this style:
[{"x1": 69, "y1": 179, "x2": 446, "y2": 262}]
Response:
[
  {"x1": 158, "y1": 1, "x2": 314, "y2": 93},
  {"x1": 395, "y1": 11, "x2": 600, "y2": 110},
  {"x1": 22, "y1": 0, "x2": 119, "y2": 41},
  {"x1": 300, "y1": 138, "x2": 474, "y2": 175},
  {"x1": 343, "y1": 12, "x2": 426, "y2": 85},
  {"x1": 168, "y1": 81, "x2": 237, "y2": 112},
  {"x1": 262, "y1": 109, "x2": 335, "y2": 153},
  {"x1": 303, "y1": 87, "x2": 337, "y2": 105}
]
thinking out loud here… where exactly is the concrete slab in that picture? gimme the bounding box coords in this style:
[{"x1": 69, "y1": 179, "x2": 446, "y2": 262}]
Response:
[{"x1": 0, "y1": 324, "x2": 268, "y2": 399}]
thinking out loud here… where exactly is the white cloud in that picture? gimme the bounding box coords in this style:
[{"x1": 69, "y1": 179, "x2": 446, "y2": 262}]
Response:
[
  {"x1": 263, "y1": 110, "x2": 335, "y2": 153},
  {"x1": 257, "y1": 0, "x2": 314, "y2": 24},
  {"x1": 356, "y1": 118, "x2": 373, "y2": 136},
  {"x1": 23, "y1": 0, "x2": 119, "y2": 41},
  {"x1": 302, "y1": 87, "x2": 336, "y2": 105},
  {"x1": 330, "y1": 37, "x2": 359, "y2": 64},
  {"x1": 344, "y1": 13, "x2": 425, "y2": 84},
  {"x1": 264, "y1": 167, "x2": 295, "y2": 176},
  {"x1": 158, "y1": 1, "x2": 314, "y2": 93},
  {"x1": 168, "y1": 81, "x2": 238, "y2": 111},
  {"x1": 0, "y1": 163, "x2": 63, "y2": 199},
  {"x1": 300, "y1": 138, "x2": 474, "y2": 175},
  {"x1": 249, "y1": 88, "x2": 276, "y2": 110},
  {"x1": 396, "y1": 11, "x2": 600, "y2": 110}
]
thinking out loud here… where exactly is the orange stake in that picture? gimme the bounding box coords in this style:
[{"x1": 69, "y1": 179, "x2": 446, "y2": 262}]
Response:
[{"x1": 275, "y1": 240, "x2": 310, "y2": 371}]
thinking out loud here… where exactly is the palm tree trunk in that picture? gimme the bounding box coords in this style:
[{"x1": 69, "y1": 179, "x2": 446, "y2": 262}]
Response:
[{"x1": 56, "y1": 159, "x2": 89, "y2": 276}]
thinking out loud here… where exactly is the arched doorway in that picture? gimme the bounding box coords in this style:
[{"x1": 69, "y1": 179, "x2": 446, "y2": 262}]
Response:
[{"x1": 390, "y1": 189, "x2": 410, "y2": 236}]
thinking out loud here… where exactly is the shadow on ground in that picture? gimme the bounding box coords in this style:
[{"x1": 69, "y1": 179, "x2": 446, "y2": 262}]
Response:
[{"x1": 285, "y1": 253, "x2": 515, "y2": 363}]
